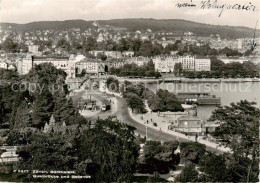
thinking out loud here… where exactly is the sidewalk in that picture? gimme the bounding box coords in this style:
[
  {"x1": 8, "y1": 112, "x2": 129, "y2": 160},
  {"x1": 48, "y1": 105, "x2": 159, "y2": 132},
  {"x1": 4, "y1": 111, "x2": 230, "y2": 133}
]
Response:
[
  {"x1": 100, "y1": 81, "x2": 231, "y2": 153},
  {"x1": 129, "y1": 108, "x2": 231, "y2": 153}
]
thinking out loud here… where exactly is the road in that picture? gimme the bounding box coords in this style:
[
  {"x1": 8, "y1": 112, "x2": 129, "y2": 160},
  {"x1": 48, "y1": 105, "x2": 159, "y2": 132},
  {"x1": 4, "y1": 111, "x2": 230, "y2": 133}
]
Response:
[
  {"x1": 72, "y1": 80, "x2": 226, "y2": 154},
  {"x1": 98, "y1": 91, "x2": 227, "y2": 153},
  {"x1": 114, "y1": 95, "x2": 185, "y2": 142}
]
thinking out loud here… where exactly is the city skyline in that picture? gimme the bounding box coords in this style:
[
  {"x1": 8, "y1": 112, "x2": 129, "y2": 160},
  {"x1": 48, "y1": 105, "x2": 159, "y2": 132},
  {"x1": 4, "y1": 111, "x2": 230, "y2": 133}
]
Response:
[{"x1": 0, "y1": 0, "x2": 259, "y2": 29}]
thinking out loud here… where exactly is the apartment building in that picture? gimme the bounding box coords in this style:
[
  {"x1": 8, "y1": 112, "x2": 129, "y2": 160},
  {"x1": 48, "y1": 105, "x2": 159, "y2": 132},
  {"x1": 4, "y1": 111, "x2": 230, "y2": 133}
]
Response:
[
  {"x1": 17, "y1": 55, "x2": 77, "y2": 78},
  {"x1": 76, "y1": 59, "x2": 105, "y2": 75},
  {"x1": 180, "y1": 56, "x2": 211, "y2": 72},
  {"x1": 194, "y1": 58, "x2": 211, "y2": 71},
  {"x1": 106, "y1": 58, "x2": 125, "y2": 70},
  {"x1": 125, "y1": 56, "x2": 151, "y2": 67},
  {"x1": 153, "y1": 56, "x2": 211, "y2": 72},
  {"x1": 89, "y1": 51, "x2": 122, "y2": 58},
  {"x1": 153, "y1": 56, "x2": 180, "y2": 73},
  {"x1": 122, "y1": 51, "x2": 134, "y2": 57},
  {"x1": 179, "y1": 56, "x2": 196, "y2": 71},
  {"x1": 28, "y1": 45, "x2": 39, "y2": 54}
]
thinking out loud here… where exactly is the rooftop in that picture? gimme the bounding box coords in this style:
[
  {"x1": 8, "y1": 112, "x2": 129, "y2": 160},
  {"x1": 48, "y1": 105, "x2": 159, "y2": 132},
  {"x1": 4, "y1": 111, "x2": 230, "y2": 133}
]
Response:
[
  {"x1": 78, "y1": 58, "x2": 102, "y2": 63},
  {"x1": 32, "y1": 56, "x2": 69, "y2": 61},
  {"x1": 178, "y1": 115, "x2": 201, "y2": 121}
]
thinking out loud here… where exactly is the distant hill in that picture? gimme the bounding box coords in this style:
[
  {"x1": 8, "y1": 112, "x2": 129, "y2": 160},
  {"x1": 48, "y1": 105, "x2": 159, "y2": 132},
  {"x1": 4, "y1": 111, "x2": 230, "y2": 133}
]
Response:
[
  {"x1": 1, "y1": 19, "x2": 259, "y2": 39},
  {"x1": 0, "y1": 20, "x2": 94, "y2": 32}
]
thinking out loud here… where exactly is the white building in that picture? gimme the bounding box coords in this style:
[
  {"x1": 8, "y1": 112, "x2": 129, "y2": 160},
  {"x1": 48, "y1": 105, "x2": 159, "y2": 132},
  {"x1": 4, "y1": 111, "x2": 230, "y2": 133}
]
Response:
[
  {"x1": 194, "y1": 58, "x2": 211, "y2": 72},
  {"x1": 17, "y1": 55, "x2": 77, "y2": 78},
  {"x1": 104, "y1": 51, "x2": 122, "y2": 58},
  {"x1": 17, "y1": 56, "x2": 32, "y2": 75},
  {"x1": 89, "y1": 50, "x2": 104, "y2": 57},
  {"x1": 180, "y1": 56, "x2": 195, "y2": 71},
  {"x1": 237, "y1": 39, "x2": 243, "y2": 50},
  {"x1": 0, "y1": 61, "x2": 8, "y2": 69},
  {"x1": 28, "y1": 45, "x2": 39, "y2": 54},
  {"x1": 107, "y1": 59, "x2": 125, "y2": 70},
  {"x1": 122, "y1": 51, "x2": 134, "y2": 57},
  {"x1": 76, "y1": 59, "x2": 105, "y2": 75},
  {"x1": 75, "y1": 54, "x2": 86, "y2": 62},
  {"x1": 218, "y1": 56, "x2": 248, "y2": 64},
  {"x1": 180, "y1": 56, "x2": 211, "y2": 72},
  {"x1": 153, "y1": 56, "x2": 211, "y2": 73},
  {"x1": 153, "y1": 57, "x2": 180, "y2": 73},
  {"x1": 125, "y1": 56, "x2": 151, "y2": 67}
]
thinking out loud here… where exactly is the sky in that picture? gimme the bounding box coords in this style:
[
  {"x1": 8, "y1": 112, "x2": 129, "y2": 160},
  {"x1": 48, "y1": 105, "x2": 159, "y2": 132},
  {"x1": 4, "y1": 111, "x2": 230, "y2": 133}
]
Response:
[{"x1": 0, "y1": 0, "x2": 259, "y2": 29}]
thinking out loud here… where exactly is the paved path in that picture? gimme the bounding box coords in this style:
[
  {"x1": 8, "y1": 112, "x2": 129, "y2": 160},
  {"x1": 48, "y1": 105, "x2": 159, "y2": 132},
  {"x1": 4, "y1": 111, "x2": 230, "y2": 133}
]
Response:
[
  {"x1": 100, "y1": 83, "x2": 231, "y2": 154},
  {"x1": 75, "y1": 80, "x2": 231, "y2": 154}
]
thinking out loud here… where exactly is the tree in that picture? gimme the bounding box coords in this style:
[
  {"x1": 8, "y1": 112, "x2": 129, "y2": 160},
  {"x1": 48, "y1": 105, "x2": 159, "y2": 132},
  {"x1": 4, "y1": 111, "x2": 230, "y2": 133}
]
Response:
[
  {"x1": 85, "y1": 37, "x2": 97, "y2": 51},
  {"x1": 1, "y1": 63, "x2": 86, "y2": 131},
  {"x1": 132, "y1": 39, "x2": 142, "y2": 53},
  {"x1": 106, "y1": 77, "x2": 119, "y2": 92},
  {"x1": 244, "y1": 49, "x2": 253, "y2": 56},
  {"x1": 0, "y1": 68, "x2": 19, "y2": 81},
  {"x1": 179, "y1": 142, "x2": 206, "y2": 164},
  {"x1": 199, "y1": 153, "x2": 231, "y2": 182},
  {"x1": 242, "y1": 61, "x2": 258, "y2": 77},
  {"x1": 137, "y1": 41, "x2": 153, "y2": 57},
  {"x1": 97, "y1": 52, "x2": 107, "y2": 61},
  {"x1": 210, "y1": 56, "x2": 225, "y2": 71},
  {"x1": 76, "y1": 118, "x2": 139, "y2": 182},
  {"x1": 175, "y1": 164, "x2": 199, "y2": 182},
  {"x1": 140, "y1": 141, "x2": 179, "y2": 173},
  {"x1": 18, "y1": 132, "x2": 77, "y2": 171},
  {"x1": 165, "y1": 40, "x2": 180, "y2": 52},
  {"x1": 31, "y1": 91, "x2": 54, "y2": 128},
  {"x1": 146, "y1": 172, "x2": 164, "y2": 182},
  {"x1": 146, "y1": 94, "x2": 164, "y2": 112},
  {"x1": 219, "y1": 47, "x2": 243, "y2": 57},
  {"x1": 210, "y1": 100, "x2": 260, "y2": 182},
  {"x1": 56, "y1": 39, "x2": 70, "y2": 51},
  {"x1": 174, "y1": 62, "x2": 182, "y2": 76},
  {"x1": 124, "y1": 93, "x2": 147, "y2": 113},
  {"x1": 156, "y1": 89, "x2": 184, "y2": 112},
  {"x1": 2, "y1": 38, "x2": 18, "y2": 53}
]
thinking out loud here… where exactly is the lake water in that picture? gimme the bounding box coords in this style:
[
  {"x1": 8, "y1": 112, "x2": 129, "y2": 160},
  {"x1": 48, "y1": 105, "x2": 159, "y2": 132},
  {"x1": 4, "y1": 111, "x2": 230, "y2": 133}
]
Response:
[{"x1": 147, "y1": 82, "x2": 260, "y2": 121}]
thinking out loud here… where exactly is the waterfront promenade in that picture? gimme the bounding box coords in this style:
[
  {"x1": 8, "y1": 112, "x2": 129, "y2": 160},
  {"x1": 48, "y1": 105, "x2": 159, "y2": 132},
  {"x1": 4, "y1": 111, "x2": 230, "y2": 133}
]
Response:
[
  {"x1": 114, "y1": 76, "x2": 260, "y2": 83},
  {"x1": 100, "y1": 82, "x2": 232, "y2": 154}
]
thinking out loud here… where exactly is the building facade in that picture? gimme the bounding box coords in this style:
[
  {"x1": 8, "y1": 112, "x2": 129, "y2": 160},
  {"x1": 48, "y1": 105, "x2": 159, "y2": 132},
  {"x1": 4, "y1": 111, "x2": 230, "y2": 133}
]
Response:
[
  {"x1": 153, "y1": 56, "x2": 211, "y2": 73},
  {"x1": 106, "y1": 59, "x2": 125, "y2": 71},
  {"x1": 180, "y1": 56, "x2": 195, "y2": 71},
  {"x1": 153, "y1": 56, "x2": 180, "y2": 73},
  {"x1": 76, "y1": 59, "x2": 105, "y2": 75},
  {"x1": 122, "y1": 51, "x2": 134, "y2": 57},
  {"x1": 28, "y1": 45, "x2": 39, "y2": 54},
  {"x1": 104, "y1": 51, "x2": 122, "y2": 58},
  {"x1": 194, "y1": 58, "x2": 211, "y2": 71},
  {"x1": 17, "y1": 56, "x2": 32, "y2": 75},
  {"x1": 218, "y1": 56, "x2": 248, "y2": 64},
  {"x1": 125, "y1": 56, "x2": 151, "y2": 67},
  {"x1": 17, "y1": 55, "x2": 76, "y2": 78},
  {"x1": 177, "y1": 115, "x2": 203, "y2": 133}
]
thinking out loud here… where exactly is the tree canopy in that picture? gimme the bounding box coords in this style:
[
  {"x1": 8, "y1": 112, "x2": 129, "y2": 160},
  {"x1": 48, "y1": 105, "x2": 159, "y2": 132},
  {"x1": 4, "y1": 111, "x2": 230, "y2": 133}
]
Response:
[{"x1": 210, "y1": 100, "x2": 260, "y2": 182}]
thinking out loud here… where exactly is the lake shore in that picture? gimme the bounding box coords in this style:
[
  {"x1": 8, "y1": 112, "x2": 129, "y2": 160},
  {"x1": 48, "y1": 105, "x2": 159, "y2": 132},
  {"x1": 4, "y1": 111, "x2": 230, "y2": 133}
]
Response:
[{"x1": 116, "y1": 77, "x2": 260, "y2": 83}]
